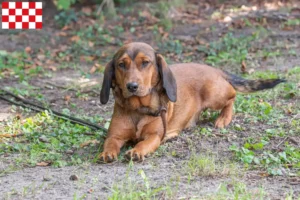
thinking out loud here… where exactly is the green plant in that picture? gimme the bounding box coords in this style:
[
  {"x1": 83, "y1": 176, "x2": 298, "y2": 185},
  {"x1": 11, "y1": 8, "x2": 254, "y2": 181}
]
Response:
[
  {"x1": 283, "y1": 19, "x2": 300, "y2": 26},
  {"x1": 186, "y1": 153, "x2": 239, "y2": 178},
  {"x1": 108, "y1": 170, "x2": 172, "y2": 200},
  {"x1": 54, "y1": 0, "x2": 77, "y2": 10},
  {"x1": 158, "y1": 38, "x2": 183, "y2": 56},
  {"x1": 203, "y1": 180, "x2": 266, "y2": 200},
  {"x1": 54, "y1": 10, "x2": 78, "y2": 27},
  {"x1": 0, "y1": 111, "x2": 105, "y2": 167},
  {"x1": 197, "y1": 32, "x2": 259, "y2": 67},
  {"x1": 230, "y1": 142, "x2": 300, "y2": 176}
]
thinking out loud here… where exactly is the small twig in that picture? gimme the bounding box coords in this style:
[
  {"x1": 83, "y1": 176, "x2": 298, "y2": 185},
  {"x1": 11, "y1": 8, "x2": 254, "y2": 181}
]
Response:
[
  {"x1": 97, "y1": 0, "x2": 109, "y2": 15},
  {"x1": 46, "y1": 81, "x2": 99, "y2": 96},
  {"x1": 45, "y1": 81, "x2": 78, "y2": 92},
  {"x1": 214, "y1": 133, "x2": 230, "y2": 137},
  {"x1": 0, "y1": 89, "x2": 108, "y2": 132},
  {"x1": 276, "y1": 137, "x2": 288, "y2": 148},
  {"x1": 0, "y1": 133, "x2": 24, "y2": 138}
]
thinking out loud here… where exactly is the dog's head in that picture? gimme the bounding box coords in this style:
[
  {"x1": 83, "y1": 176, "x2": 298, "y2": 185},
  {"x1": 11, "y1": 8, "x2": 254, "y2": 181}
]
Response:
[{"x1": 100, "y1": 42, "x2": 177, "y2": 104}]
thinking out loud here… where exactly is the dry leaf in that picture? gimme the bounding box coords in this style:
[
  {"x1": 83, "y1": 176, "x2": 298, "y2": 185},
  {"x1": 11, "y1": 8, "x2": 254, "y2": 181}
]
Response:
[
  {"x1": 25, "y1": 46, "x2": 31, "y2": 53},
  {"x1": 82, "y1": 7, "x2": 92, "y2": 15},
  {"x1": 282, "y1": 26, "x2": 293, "y2": 31},
  {"x1": 57, "y1": 32, "x2": 67, "y2": 36},
  {"x1": 61, "y1": 25, "x2": 71, "y2": 31},
  {"x1": 241, "y1": 60, "x2": 247, "y2": 74},
  {"x1": 37, "y1": 54, "x2": 45, "y2": 61},
  {"x1": 34, "y1": 59, "x2": 43, "y2": 66},
  {"x1": 248, "y1": 68, "x2": 255, "y2": 74},
  {"x1": 89, "y1": 65, "x2": 97, "y2": 74},
  {"x1": 80, "y1": 140, "x2": 100, "y2": 148},
  {"x1": 258, "y1": 172, "x2": 269, "y2": 177},
  {"x1": 70, "y1": 35, "x2": 80, "y2": 42},
  {"x1": 64, "y1": 95, "x2": 71, "y2": 102},
  {"x1": 88, "y1": 41, "x2": 94, "y2": 47},
  {"x1": 80, "y1": 56, "x2": 95, "y2": 62},
  {"x1": 36, "y1": 161, "x2": 50, "y2": 167},
  {"x1": 48, "y1": 66, "x2": 57, "y2": 71}
]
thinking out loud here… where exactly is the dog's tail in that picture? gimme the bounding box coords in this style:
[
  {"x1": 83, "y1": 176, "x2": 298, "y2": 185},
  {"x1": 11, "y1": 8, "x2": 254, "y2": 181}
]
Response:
[{"x1": 223, "y1": 71, "x2": 286, "y2": 93}]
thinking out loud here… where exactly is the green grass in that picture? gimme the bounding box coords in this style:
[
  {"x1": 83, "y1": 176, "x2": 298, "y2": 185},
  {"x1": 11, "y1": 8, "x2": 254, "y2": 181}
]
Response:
[
  {"x1": 185, "y1": 153, "x2": 239, "y2": 178},
  {"x1": 201, "y1": 180, "x2": 267, "y2": 200},
  {"x1": 0, "y1": 51, "x2": 45, "y2": 81},
  {"x1": 0, "y1": 110, "x2": 105, "y2": 169},
  {"x1": 228, "y1": 68, "x2": 300, "y2": 175},
  {"x1": 192, "y1": 67, "x2": 300, "y2": 176},
  {"x1": 108, "y1": 169, "x2": 173, "y2": 200},
  {"x1": 197, "y1": 32, "x2": 260, "y2": 67}
]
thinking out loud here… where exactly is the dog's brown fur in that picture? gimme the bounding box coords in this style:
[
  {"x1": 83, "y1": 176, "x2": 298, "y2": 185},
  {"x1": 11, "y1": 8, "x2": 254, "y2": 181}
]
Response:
[{"x1": 98, "y1": 42, "x2": 285, "y2": 162}]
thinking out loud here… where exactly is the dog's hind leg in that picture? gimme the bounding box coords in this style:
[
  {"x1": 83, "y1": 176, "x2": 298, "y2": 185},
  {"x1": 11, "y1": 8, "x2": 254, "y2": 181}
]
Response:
[
  {"x1": 161, "y1": 129, "x2": 180, "y2": 143},
  {"x1": 203, "y1": 79, "x2": 236, "y2": 128},
  {"x1": 215, "y1": 98, "x2": 235, "y2": 128}
]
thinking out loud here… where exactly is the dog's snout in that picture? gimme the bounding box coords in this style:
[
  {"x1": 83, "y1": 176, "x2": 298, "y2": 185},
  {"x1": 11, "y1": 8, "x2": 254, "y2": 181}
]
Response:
[{"x1": 126, "y1": 82, "x2": 139, "y2": 93}]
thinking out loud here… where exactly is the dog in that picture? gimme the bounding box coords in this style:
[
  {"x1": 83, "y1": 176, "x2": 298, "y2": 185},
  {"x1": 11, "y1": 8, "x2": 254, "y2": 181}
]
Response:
[{"x1": 98, "y1": 42, "x2": 285, "y2": 162}]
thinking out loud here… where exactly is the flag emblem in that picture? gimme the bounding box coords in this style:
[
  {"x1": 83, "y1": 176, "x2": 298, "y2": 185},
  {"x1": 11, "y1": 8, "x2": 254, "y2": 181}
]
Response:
[{"x1": 2, "y1": 2, "x2": 42, "y2": 29}]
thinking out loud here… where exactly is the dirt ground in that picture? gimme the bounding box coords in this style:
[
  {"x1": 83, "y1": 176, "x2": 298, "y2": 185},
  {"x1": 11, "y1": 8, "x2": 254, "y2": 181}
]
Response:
[{"x1": 0, "y1": 0, "x2": 300, "y2": 199}]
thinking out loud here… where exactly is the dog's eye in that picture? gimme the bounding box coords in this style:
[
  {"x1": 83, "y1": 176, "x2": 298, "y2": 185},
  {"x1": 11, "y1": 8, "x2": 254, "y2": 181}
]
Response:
[
  {"x1": 142, "y1": 60, "x2": 149, "y2": 67},
  {"x1": 118, "y1": 62, "x2": 125, "y2": 68}
]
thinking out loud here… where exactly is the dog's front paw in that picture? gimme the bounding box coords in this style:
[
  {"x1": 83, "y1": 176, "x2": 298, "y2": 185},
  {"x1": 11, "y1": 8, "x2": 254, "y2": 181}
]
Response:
[
  {"x1": 98, "y1": 151, "x2": 118, "y2": 163},
  {"x1": 215, "y1": 116, "x2": 231, "y2": 128},
  {"x1": 125, "y1": 148, "x2": 147, "y2": 162}
]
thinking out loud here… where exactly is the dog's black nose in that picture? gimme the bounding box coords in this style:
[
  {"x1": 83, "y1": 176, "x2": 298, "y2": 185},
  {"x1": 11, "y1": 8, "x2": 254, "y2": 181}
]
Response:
[{"x1": 126, "y1": 82, "x2": 139, "y2": 93}]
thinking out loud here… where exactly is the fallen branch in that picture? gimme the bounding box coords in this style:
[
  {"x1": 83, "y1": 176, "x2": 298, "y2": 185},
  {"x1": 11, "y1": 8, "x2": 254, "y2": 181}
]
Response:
[
  {"x1": 0, "y1": 89, "x2": 108, "y2": 132},
  {"x1": 45, "y1": 81, "x2": 99, "y2": 96},
  {"x1": 276, "y1": 137, "x2": 288, "y2": 148},
  {"x1": 0, "y1": 133, "x2": 24, "y2": 138}
]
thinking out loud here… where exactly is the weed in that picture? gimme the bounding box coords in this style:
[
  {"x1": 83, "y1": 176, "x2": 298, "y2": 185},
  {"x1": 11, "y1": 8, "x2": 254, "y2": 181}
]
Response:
[
  {"x1": 230, "y1": 143, "x2": 300, "y2": 176},
  {"x1": 0, "y1": 110, "x2": 105, "y2": 167},
  {"x1": 283, "y1": 19, "x2": 300, "y2": 27},
  {"x1": 198, "y1": 32, "x2": 259, "y2": 67},
  {"x1": 203, "y1": 180, "x2": 267, "y2": 200},
  {"x1": 158, "y1": 37, "x2": 183, "y2": 57},
  {"x1": 108, "y1": 169, "x2": 172, "y2": 200},
  {"x1": 185, "y1": 153, "x2": 239, "y2": 178}
]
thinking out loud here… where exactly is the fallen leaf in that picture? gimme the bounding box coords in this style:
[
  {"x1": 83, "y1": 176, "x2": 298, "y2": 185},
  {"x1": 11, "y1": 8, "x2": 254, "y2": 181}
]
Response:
[
  {"x1": 282, "y1": 26, "x2": 293, "y2": 31},
  {"x1": 223, "y1": 16, "x2": 232, "y2": 22},
  {"x1": 82, "y1": 7, "x2": 92, "y2": 15},
  {"x1": 89, "y1": 65, "x2": 97, "y2": 74},
  {"x1": 36, "y1": 161, "x2": 51, "y2": 167},
  {"x1": 61, "y1": 25, "x2": 71, "y2": 31},
  {"x1": 80, "y1": 56, "x2": 95, "y2": 62},
  {"x1": 258, "y1": 172, "x2": 269, "y2": 177},
  {"x1": 34, "y1": 59, "x2": 43, "y2": 66},
  {"x1": 70, "y1": 35, "x2": 80, "y2": 42},
  {"x1": 241, "y1": 60, "x2": 247, "y2": 74},
  {"x1": 80, "y1": 140, "x2": 100, "y2": 148},
  {"x1": 37, "y1": 54, "x2": 45, "y2": 61},
  {"x1": 248, "y1": 68, "x2": 255, "y2": 74},
  {"x1": 88, "y1": 41, "x2": 94, "y2": 47},
  {"x1": 48, "y1": 66, "x2": 57, "y2": 71},
  {"x1": 25, "y1": 46, "x2": 31, "y2": 53},
  {"x1": 64, "y1": 95, "x2": 71, "y2": 103},
  {"x1": 57, "y1": 32, "x2": 67, "y2": 37}
]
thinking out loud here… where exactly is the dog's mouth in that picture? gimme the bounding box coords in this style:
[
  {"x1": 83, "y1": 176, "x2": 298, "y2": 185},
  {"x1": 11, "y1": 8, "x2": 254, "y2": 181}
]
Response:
[{"x1": 122, "y1": 87, "x2": 152, "y2": 98}]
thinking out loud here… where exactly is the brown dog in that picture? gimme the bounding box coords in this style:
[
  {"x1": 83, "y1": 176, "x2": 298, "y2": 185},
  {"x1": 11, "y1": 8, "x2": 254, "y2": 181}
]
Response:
[{"x1": 98, "y1": 42, "x2": 285, "y2": 162}]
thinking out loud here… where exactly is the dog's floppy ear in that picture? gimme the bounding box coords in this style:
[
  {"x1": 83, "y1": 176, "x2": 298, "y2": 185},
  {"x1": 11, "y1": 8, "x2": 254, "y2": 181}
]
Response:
[
  {"x1": 100, "y1": 60, "x2": 114, "y2": 104},
  {"x1": 156, "y1": 54, "x2": 177, "y2": 102}
]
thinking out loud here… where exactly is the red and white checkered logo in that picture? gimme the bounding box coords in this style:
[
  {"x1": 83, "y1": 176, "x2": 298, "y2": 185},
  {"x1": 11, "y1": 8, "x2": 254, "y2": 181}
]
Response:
[{"x1": 2, "y1": 2, "x2": 42, "y2": 29}]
